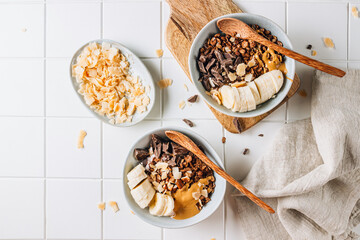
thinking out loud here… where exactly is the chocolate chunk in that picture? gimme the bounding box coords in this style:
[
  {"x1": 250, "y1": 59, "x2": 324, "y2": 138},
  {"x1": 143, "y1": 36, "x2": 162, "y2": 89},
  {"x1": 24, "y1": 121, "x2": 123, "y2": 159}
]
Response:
[
  {"x1": 162, "y1": 142, "x2": 171, "y2": 154},
  {"x1": 199, "y1": 54, "x2": 207, "y2": 62},
  {"x1": 205, "y1": 58, "x2": 216, "y2": 72},
  {"x1": 224, "y1": 52, "x2": 235, "y2": 59},
  {"x1": 211, "y1": 67, "x2": 223, "y2": 82},
  {"x1": 306, "y1": 44, "x2": 312, "y2": 50},
  {"x1": 221, "y1": 58, "x2": 233, "y2": 66},
  {"x1": 233, "y1": 117, "x2": 243, "y2": 133},
  {"x1": 200, "y1": 77, "x2": 211, "y2": 91},
  {"x1": 214, "y1": 49, "x2": 224, "y2": 62},
  {"x1": 134, "y1": 148, "x2": 149, "y2": 161},
  {"x1": 234, "y1": 56, "x2": 243, "y2": 66},
  {"x1": 198, "y1": 60, "x2": 207, "y2": 73},
  {"x1": 183, "y1": 119, "x2": 194, "y2": 127},
  {"x1": 151, "y1": 134, "x2": 163, "y2": 158},
  {"x1": 171, "y1": 142, "x2": 188, "y2": 156},
  {"x1": 187, "y1": 95, "x2": 198, "y2": 103},
  {"x1": 211, "y1": 77, "x2": 224, "y2": 87},
  {"x1": 221, "y1": 137, "x2": 226, "y2": 143},
  {"x1": 243, "y1": 148, "x2": 250, "y2": 155},
  {"x1": 258, "y1": 134, "x2": 264, "y2": 137}
]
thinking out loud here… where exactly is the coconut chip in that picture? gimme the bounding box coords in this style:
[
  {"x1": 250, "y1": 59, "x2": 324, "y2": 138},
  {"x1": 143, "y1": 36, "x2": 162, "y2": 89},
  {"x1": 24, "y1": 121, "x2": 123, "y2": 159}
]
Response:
[
  {"x1": 157, "y1": 78, "x2": 172, "y2": 89},
  {"x1": 109, "y1": 201, "x2": 119, "y2": 212},
  {"x1": 179, "y1": 100, "x2": 186, "y2": 109},
  {"x1": 77, "y1": 130, "x2": 87, "y2": 149}
]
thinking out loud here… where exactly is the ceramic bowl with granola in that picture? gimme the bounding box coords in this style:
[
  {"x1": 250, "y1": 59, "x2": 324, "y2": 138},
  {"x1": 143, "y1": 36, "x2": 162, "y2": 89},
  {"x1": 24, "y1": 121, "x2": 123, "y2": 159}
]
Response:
[
  {"x1": 189, "y1": 13, "x2": 295, "y2": 118},
  {"x1": 70, "y1": 39, "x2": 155, "y2": 126},
  {"x1": 123, "y1": 127, "x2": 226, "y2": 228}
]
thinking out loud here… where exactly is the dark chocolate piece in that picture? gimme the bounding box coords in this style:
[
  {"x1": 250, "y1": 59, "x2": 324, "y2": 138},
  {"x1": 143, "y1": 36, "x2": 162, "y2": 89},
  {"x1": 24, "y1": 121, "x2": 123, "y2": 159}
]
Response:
[
  {"x1": 134, "y1": 148, "x2": 150, "y2": 161},
  {"x1": 198, "y1": 60, "x2": 207, "y2": 73},
  {"x1": 171, "y1": 142, "x2": 188, "y2": 156},
  {"x1": 187, "y1": 95, "x2": 198, "y2": 103},
  {"x1": 243, "y1": 148, "x2": 250, "y2": 155},
  {"x1": 151, "y1": 134, "x2": 163, "y2": 158},
  {"x1": 205, "y1": 58, "x2": 216, "y2": 72},
  {"x1": 183, "y1": 119, "x2": 194, "y2": 127}
]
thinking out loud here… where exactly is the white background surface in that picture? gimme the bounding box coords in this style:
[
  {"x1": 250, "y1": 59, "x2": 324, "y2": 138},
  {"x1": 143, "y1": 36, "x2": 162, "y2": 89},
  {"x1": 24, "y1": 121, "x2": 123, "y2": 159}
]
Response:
[{"x1": 0, "y1": 0, "x2": 359, "y2": 239}]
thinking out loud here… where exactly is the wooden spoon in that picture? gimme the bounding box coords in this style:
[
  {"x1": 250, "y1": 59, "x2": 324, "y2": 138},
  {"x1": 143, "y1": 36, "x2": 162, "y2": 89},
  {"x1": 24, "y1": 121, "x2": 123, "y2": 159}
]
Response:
[
  {"x1": 165, "y1": 130, "x2": 275, "y2": 214},
  {"x1": 217, "y1": 18, "x2": 346, "y2": 78}
]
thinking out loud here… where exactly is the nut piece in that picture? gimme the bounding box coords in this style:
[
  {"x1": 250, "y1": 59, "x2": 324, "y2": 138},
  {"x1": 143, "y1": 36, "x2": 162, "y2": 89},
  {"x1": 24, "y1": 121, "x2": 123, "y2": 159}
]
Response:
[
  {"x1": 323, "y1": 38, "x2": 335, "y2": 48},
  {"x1": 236, "y1": 63, "x2": 247, "y2": 77},
  {"x1": 247, "y1": 58, "x2": 256, "y2": 68},
  {"x1": 155, "y1": 49, "x2": 163, "y2": 57},
  {"x1": 352, "y1": 7, "x2": 359, "y2": 18},
  {"x1": 109, "y1": 201, "x2": 119, "y2": 212},
  {"x1": 222, "y1": 137, "x2": 226, "y2": 143},
  {"x1": 311, "y1": 50, "x2": 317, "y2": 56},
  {"x1": 77, "y1": 130, "x2": 87, "y2": 149},
  {"x1": 157, "y1": 78, "x2": 172, "y2": 89},
  {"x1": 97, "y1": 202, "x2": 105, "y2": 210}
]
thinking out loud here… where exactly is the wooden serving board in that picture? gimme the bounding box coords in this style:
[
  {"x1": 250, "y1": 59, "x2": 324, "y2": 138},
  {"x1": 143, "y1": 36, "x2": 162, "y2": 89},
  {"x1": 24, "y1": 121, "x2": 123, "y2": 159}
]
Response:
[{"x1": 164, "y1": 0, "x2": 300, "y2": 133}]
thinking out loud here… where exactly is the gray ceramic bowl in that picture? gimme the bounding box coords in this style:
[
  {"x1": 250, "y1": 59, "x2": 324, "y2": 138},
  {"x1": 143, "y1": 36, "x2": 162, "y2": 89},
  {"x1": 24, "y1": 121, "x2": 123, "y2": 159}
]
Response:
[
  {"x1": 70, "y1": 39, "x2": 155, "y2": 127},
  {"x1": 189, "y1": 13, "x2": 295, "y2": 118},
  {"x1": 122, "y1": 127, "x2": 226, "y2": 228}
]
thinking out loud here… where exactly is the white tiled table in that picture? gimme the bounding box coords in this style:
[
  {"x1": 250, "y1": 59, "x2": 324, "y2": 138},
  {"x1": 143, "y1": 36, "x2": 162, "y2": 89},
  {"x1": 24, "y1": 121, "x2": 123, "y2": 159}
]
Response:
[{"x1": 0, "y1": 0, "x2": 359, "y2": 239}]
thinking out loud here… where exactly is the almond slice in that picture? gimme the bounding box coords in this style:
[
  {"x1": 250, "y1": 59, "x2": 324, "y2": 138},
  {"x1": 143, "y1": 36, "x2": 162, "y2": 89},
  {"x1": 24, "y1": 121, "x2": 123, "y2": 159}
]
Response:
[
  {"x1": 109, "y1": 201, "x2": 119, "y2": 212},
  {"x1": 179, "y1": 100, "x2": 186, "y2": 109}
]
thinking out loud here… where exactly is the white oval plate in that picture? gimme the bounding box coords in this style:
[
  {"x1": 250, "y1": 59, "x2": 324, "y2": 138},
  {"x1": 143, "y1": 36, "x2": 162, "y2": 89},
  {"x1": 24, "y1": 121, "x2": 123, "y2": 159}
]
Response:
[{"x1": 70, "y1": 39, "x2": 155, "y2": 127}]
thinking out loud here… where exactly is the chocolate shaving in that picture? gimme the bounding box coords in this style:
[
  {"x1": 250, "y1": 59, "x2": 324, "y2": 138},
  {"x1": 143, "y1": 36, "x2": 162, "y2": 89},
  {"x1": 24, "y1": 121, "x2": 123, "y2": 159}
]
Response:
[
  {"x1": 306, "y1": 44, "x2": 312, "y2": 50},
  {"x1": 243, "y1": 148, "x2": 250, "y2": 155},
  {"x1": 187, "y1": 95, "x2": 198, "y2": 103},
  {"x1": 205, "y1": 58, "x2": 216, "y2": 72},
  {"x1": 171, "y1": 142, "x2": 188, "y2": 156},
  {"x1": 183, "y1": 119, "x2": 194, "y2": 127},
  {"x1": 258, "y1": 134, "x2": 264, "y2": 137},
  {"x1": 198, "y1": 60, "x2": 206, "y2": 73},
  {"x1": 134, "y1": 148, "x2": 149, "y2": 161},
  {"x1": 151, "y1": 134, "x2": 163, "y2": 158},
  {"x1": 232, "y1": 117, "x2": 243, "y2": 133},
  {"x1": 162, "y1": 142, "x2": 171, "y2": 154}
]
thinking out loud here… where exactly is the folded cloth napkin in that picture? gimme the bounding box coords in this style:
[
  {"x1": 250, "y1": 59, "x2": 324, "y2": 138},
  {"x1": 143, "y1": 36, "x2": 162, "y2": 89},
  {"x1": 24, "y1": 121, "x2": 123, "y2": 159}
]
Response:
[{"x1": 233, "y1": 69, "x2": 360, "y2": 240}]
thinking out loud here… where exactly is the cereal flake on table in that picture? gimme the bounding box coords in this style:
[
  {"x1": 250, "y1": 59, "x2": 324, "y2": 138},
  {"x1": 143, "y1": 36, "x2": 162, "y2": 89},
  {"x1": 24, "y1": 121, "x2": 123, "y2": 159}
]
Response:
[
  {"x1": 108, "y1": 201, "x2": 119, "y2": 212},
  {"x1": 157, "y1": 78, "x2": 173, "y2": 89},
  {"x1": 72, "y1": 42, "x2": 150, "y2": 124},
  {"x1": 323, "y1": 38, "x2": 335, "y2": 48},
  {"x1": 97, "y1": 202, "x2": 105, "y2": 210},
  {"x1": 352, "y1": 7, "x2": 359, "y2": 18},
  {"x1": 155, "y1": 49, "x2": 163, "y2": 57}
]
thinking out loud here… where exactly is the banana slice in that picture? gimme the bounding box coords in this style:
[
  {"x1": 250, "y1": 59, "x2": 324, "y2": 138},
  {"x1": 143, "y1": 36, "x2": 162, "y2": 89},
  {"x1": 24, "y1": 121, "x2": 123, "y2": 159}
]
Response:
[
  {"x1": 269, "y1": 70, "x2": 284, "y2": 92},
  {"x1": 149, "y1": 193, "x2": 168, "y2": 216},
  {"x1": 237, "y1": 87, "x2": 248, "y2": 112},
  {"x1": 219, "y1": 85, "x2": 235, "y2": 110},
  {"x1": 127, "y1": 164, "x2": 147, "y2": 189},
  {"x1": 247, "y1": 81, "x2": 261, "y2": 105},
  {"x1": 231, "y1": 87, "x2": 241, "y2": 112},
  {"x1": 243, "y1": 86, "x2": 256, "y2": 111},
  {"x1": 162, "y1": 195, "x2": 175, "y2": 216},
  {"x1": 254, "y1": 72, "x2": 277, "y2": 104},
  {"x1": 130, "y1": 179, "x2": 155, "y2": 209}
]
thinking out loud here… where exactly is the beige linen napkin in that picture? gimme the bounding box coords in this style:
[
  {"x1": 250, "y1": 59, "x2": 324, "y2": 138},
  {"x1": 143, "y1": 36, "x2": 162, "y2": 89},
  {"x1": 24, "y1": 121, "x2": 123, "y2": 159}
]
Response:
[{"x1": 234, "y1": 69, "x2": 360, "y2": 240}]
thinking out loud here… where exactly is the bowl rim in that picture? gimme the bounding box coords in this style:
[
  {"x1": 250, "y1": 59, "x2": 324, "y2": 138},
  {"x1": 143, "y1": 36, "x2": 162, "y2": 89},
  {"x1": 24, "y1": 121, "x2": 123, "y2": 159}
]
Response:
[
  {"x1": 188, "y1": 13, "x2": 295, "y2": 118},
  {"x1": 122, "y1": 126, "x2": 227, "y2": 228},
  {"x1": 69, "y1": 39, "x2": 155, "y2": 127}
]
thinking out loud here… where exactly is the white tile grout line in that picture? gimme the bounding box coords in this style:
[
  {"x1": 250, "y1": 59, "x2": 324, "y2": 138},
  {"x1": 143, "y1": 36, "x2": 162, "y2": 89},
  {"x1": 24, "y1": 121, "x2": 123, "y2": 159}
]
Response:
[
  {"x1": 43, "y1": 1, "x2": 47, "y2": 239},
  {"x1": 284, "y1": 0, "x2": 289, "y2": 124},
  {"x1": 222, "y1": 126, "x2": 227, "y2": 240}
]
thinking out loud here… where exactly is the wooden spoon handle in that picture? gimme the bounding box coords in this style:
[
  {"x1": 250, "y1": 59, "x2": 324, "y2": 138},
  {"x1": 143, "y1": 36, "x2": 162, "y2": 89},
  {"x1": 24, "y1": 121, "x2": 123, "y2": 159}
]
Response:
[
  {"x1": 166, "y1": 131, "x2": 275, "y2": 214},
  {"x1": 255, "y1": 37, "x2": 346, "y2": 77}
]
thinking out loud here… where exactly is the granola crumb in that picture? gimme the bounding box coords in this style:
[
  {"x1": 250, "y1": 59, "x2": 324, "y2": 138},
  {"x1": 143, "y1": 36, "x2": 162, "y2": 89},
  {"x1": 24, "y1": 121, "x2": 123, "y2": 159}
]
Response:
[
  {"x1": 97, "y1": 202, "x2": 105, "y2": 210},
  {"x1": 258, "y1": 134, "x2": 264, "y2": 137},
  {"x1": 323, "y1": 37, "x2": 335, "y2": 48},
  {"x1": 311, "y1": 50, "x2": 317, "y2": 56},
  {"x1": 130, "y1": 210, "x2": 135, "y2": 215},
  {"x1": 352, "y1": 7, "x2": 359, "y2": 18},
  {"x1": 222, "y1": 137, "x2": 226, "y2": 143},
  {"x1": 243, "y1": 148, "x2": 249, "y2": 155},
  {"x1": 155, "y1": 49, "x2": 163, "y2": 57},
  {"x1": 306, "y1": 44, "x2": 312, "y2": 50},
  {"x1": 109, "y1": 201, "x2": 119, "y2": 212},
  {"x1": 77, "y1": 130, "x2": 87, "y2": 149},
  {"x1": 298, "y1": 89, "x2": 307, "y2": 98}
]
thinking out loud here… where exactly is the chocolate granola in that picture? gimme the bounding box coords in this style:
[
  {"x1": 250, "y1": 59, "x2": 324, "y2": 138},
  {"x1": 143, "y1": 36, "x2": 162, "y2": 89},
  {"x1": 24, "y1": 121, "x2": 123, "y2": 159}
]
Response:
[
  {"x1": 134, "y1": 134, "x2": 216, "y2": 210},
  {"x1": 197, "y1": 24, "x2": 285, "y2": 92}
]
